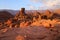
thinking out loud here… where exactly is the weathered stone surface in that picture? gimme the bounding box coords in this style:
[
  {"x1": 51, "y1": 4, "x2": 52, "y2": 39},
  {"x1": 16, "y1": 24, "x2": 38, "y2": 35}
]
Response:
[{"x1": 0, "y1": 26, "x2": 60, "y2": 40}]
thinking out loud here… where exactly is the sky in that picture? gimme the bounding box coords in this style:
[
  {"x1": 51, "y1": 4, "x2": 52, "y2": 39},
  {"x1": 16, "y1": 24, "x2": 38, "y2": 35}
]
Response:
[{"x1": 0, "y1": 0, "x2": 60, "y2": 10}]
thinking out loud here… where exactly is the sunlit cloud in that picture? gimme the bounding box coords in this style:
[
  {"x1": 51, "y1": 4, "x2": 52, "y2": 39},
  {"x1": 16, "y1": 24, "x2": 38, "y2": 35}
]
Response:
[
  {"x1": 28, "y1": 5, "x2": 37, "y2": 10},
  {"x1": 30, "y1": 0, "x2": 60, "y2": 9},
  {"x1": 30, "y1": 0, "x2": 40, "y2": 3}
]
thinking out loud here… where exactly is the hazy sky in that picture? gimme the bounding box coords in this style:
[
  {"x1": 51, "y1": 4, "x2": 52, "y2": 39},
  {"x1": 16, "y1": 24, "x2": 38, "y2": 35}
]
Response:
[{"x1": 0, "y1": 0, "x2": 60, "y2": 10}]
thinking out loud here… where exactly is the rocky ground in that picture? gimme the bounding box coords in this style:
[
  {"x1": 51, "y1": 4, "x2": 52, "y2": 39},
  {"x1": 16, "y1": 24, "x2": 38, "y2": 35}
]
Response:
[
  {"x1": 0, "y1": 25, "x2": 60, "y2": 40},
  {"x1": 0, "y1": 8, "x2": 60, "y2": 40}
]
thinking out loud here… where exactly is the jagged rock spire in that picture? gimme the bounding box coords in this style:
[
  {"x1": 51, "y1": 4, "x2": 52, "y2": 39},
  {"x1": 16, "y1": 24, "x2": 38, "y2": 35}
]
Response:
[
  {"x1": 20, "y1": 8, "x2": 25, "y2": 15},
  {"x1": 20, "y1": 8, "x2": 25, "y2": 13},
  {"x1": 14, "y1": 8, "x2": 26, "y2": 20}
]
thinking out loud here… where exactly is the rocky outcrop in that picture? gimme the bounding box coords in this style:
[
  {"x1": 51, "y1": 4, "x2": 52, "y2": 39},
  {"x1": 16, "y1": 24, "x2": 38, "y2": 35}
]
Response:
[{"x1": 0, "y1": 8, "x2": 60, "y2": 40}]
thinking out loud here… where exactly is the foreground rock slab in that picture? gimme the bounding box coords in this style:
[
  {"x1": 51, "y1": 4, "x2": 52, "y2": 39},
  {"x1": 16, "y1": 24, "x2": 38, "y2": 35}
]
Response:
[{"x1": 0, "y1": 26, "x2": 60, "y2": 40}]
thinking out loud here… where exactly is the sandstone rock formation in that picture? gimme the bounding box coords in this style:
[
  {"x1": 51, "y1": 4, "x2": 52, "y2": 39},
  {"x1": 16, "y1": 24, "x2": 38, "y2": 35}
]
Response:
[{"x1": 0, "y1": 8, "x2": 60, "y2": 40}]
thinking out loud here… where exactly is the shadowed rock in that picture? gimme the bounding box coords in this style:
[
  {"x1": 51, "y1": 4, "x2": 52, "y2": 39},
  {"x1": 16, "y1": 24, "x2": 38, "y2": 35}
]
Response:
[{"x1": 0, "y1": 11, "x2": 14, "y2": 22}]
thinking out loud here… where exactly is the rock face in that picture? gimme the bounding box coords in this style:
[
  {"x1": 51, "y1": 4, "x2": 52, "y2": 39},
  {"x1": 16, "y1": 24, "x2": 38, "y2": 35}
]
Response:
[
  {"x1": 15, "y1": 8, "x2": 27, "y2": 20},
  {"x1": 14, "y1": 8, "x2": 32, "y2": 23},
  {"x1": 0, "y1": 8, "x2": 60, "y2": 40},
  {"x1": 54, "y1": 9, "x2": 60, "y2": 15},
  {"x1": 51, "y1": 13, "x2": 60, "y2": 19},
  {"x1": 0, "y1": 26, "x2": 60, "y2": 40},
  {"x1": 0, "y1": 11, "x2": 14, "y2": 22}
]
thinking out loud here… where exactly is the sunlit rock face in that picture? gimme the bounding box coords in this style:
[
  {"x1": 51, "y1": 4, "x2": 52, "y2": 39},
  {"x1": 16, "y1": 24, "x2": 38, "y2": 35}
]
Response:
[
  {"x1": 14, "y1": 8, "x2": 27, "y2": 21},
  {"x1": 51, "y1": 13, "x2": 60, "y2": 19},
  {"x1": 6, "y1": 8, "x2": 60, "y2": 28},
  {"x1": 54, "y1": 9, "x2": 60, "y2": 15},
  {"x1": 0, "y1": 8, "x2": 60, "y2": 40},
  {"x1": 41, "y1": 10, "x2": 53, "y2": 19}
]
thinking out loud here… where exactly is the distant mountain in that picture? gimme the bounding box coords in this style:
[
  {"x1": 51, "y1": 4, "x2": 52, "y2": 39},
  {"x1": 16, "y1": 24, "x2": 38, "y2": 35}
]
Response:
[
  {"x1": 0, "y1": 9, "x2": 19, "y2": 15},
  {"x1": 0, "y1": 9, "x2": 60, "y2": 16},
  {"x1": 7, "y1": 10, "x2": 19, "y2": 15},
  {"x1": 0, "y1": 9, "x2": 44, "y2": 15},
  {"x1": 0, "y1": 10, "x2": 14, "y2": 22}
]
